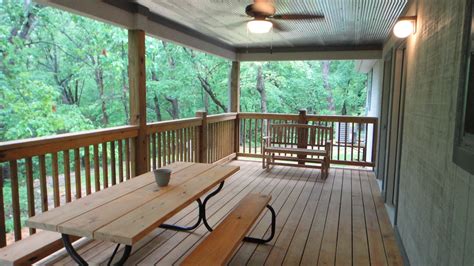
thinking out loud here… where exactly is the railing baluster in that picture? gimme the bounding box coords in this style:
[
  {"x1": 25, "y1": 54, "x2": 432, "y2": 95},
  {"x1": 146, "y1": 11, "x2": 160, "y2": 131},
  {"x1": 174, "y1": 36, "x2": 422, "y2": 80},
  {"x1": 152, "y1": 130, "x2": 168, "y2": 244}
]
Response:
[
  {"x1": 358, "y1": 123, "x2": 362, "y2": 161},
  {"x1": 167, "y1": 131, "x2": 171, "y2": 165},
  {"x1": 84, "y1": 146, "x2": 91, "y2": 195},
  {"x1": 74, "y1": 148, "x2": 81, "y2": 199},
  {"x1": 192, "y1": 127, "x2": 196, "y2": 162},
  {"x1": 93, "y1": 144, "x2": 100, "y2": 191},
  {"x1": 157, "y1": 133, "x2": 162, "y2": 167},
  {"x1": 242, "y1": 118, "x2": 246, "y2": 154},
  {"x1": 118, "y1": 140, "x2": 124, "y2": 182},
  {"x1": 10, "y1": 160, "x2": 21, "y2": 241},
  {"x1": 125, "y1": 138, "x2": 131, "y2": 180},
  {"x1": 152, "y1": 133, "x2": 157, "y2": 170},
  {"x1": 0, "y1": 165, "x2": 6, "y2": 247},
  {"x1": 64, "y1": 150, "x2": 71, "y2": 202},
  {"x1": 364, "y1": 123, "x2": 368, "y2": 161},
  {"x1": 39, "y1": 155, "x2": 48, "y2": 211},
  {"x1": 179, "y1": 128, "x2": 183, "y2": 162},
  {"x1": 182, "y1": 128, "x2": 186, "y2": 162},
  {"x1": 184, "y1": 128, "x2": 189, "y2": 162},
  {"x1": 25, "y1": 157, "x2": 35, "y2": 235},
  {"x1": 111, "y1": 141, "x2": 116, "y2": 185},
  {"x1": 52, "y1": 152, "x2": 60, "y2": 206},
  {"x1": 172, "y1": 130, "x2": 177, "y2": 163},
  {"x1": 102, "y1": 142, "x2": 108, "y2": 188}
]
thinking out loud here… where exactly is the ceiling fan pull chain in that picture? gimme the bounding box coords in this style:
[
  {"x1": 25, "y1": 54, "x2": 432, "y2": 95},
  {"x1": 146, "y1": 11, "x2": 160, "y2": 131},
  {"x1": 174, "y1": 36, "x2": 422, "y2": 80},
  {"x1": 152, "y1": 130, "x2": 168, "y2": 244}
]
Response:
[{"x1": 270, "y1": 27, "x2": 273, "y2": 54}]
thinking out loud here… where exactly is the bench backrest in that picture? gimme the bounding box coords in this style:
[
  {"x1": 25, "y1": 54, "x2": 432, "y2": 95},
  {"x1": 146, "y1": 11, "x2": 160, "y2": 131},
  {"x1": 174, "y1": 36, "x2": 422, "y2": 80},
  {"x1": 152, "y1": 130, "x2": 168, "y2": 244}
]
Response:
[{"x1": 268, "y1": 123, "x2": 333, "y2": 149}]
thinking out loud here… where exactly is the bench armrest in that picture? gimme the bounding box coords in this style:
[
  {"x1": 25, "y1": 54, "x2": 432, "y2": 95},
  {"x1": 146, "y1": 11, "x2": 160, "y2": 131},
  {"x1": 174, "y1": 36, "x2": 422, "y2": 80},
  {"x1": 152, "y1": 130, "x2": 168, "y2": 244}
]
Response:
[
  {"x1": 262, "y1": 136, "x2": 271, "y2": 150},
  {"x1": 325, "y1": 140, "x2": 332, "y2": 158}
]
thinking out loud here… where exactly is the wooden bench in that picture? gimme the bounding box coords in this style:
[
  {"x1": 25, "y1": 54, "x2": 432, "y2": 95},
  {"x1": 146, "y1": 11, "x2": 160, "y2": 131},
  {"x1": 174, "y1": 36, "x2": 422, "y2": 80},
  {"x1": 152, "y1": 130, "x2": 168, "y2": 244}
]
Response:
[
  {"x1": 0, "y1": 231, "x2": 79, "y2": 266},
  {"x1": 182, "y1": 193, "x2": 275, "y2": 266},
  {"x1": 262, "y1": 123, "x2": 333, "y2": 179}
]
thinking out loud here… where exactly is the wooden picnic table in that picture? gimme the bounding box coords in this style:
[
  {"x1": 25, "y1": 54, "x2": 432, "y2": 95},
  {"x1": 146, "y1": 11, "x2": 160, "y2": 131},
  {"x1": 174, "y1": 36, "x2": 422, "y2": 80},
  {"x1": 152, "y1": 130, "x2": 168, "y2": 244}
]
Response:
[{"x1": 26, "y1": 162, "x2": 240, "y2": 265}]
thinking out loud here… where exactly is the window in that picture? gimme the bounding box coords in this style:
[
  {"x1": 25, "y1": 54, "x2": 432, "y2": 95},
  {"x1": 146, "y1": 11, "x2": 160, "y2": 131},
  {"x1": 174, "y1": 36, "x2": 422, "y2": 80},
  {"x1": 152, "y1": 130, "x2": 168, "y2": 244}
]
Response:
[{"x1": 454, "y1": 0, "x2": 474, "y2": 174}]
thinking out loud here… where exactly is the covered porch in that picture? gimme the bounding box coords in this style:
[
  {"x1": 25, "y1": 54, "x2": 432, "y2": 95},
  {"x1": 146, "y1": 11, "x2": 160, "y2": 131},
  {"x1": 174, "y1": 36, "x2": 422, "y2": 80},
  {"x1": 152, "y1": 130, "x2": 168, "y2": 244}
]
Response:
[{"x1": 3, "y1": 0, "x2": 473, "y2": 264}]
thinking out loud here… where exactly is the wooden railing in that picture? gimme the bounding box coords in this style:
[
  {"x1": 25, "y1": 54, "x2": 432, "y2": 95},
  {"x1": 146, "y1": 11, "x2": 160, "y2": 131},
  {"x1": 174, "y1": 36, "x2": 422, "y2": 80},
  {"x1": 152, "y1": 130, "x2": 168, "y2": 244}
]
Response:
[
  {"x1": 0, "y1": 126, "x2": 138, "y2": 245},
  {"x1": 0, "y1": 112, "x2": 236, "y2": 247},
  {"x1": 207, "y1": 113, "x2": 237, "y2": 164},
  {"x1": 0, "y1": 110, "x2": 376, "y2": 247},
  {"x1": 237, "y1": 111, "x2": 378, "y2": 167},
  {"x1": 147, "y1": 117, "x2": 201, "y2": 169}
]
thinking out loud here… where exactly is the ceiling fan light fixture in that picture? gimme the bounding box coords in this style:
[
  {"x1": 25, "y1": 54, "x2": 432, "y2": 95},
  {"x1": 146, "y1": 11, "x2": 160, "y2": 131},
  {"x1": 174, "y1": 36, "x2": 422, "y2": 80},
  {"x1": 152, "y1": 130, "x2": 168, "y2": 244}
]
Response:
[{"x1": 247, "y1": 19, "x2": 273, "y2": 34}]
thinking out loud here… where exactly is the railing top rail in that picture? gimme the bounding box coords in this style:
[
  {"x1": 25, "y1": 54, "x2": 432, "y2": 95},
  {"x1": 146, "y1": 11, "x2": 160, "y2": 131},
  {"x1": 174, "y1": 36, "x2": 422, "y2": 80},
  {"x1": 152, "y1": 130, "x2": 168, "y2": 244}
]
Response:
[
  {"x1": 306, "y1": 114, "x2": 378, "y2": 123},
  {"x1": 207, "y1": 113, "x2": 237, "y2": 124},
  {"x1": 0, "y1": 125, "x2": 139, "y2": 162},
  {"x1": 0, "y1": 125, "x2": 138, "y2": 151},
  {"x1": 238, "y1": 113, "x2": 300, "y2": 120},
  {"x1": 270, "y1": 123, "x2": 333, "y2": 130},
  {"x1": 238, "y1": 112, "x2": 378, "y2": 123},
  {"x1": 146, "y1": 117, "x2": 203, "y2": 133}
]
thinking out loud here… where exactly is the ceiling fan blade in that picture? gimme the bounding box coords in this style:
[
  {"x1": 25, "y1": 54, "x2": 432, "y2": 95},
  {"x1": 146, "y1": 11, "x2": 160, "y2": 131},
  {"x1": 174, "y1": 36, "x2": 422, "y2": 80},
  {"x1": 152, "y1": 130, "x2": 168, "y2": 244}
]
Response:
[
  {"x1": 270, "y1": 20, "x2": 289, "y2": 32},
  {"x1": 272, "y1": 14, "x2": 325, "y2": 20},
  {"x1": 222, "y1": 20, "x2": 249, "y2": 29}
]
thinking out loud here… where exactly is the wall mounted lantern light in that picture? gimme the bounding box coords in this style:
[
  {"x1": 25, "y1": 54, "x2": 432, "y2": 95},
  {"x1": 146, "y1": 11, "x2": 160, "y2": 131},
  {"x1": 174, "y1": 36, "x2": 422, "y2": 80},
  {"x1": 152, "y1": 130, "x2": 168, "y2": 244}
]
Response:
[{"x1": 393, "y1": 16, "x2": 417, "y2": 38}]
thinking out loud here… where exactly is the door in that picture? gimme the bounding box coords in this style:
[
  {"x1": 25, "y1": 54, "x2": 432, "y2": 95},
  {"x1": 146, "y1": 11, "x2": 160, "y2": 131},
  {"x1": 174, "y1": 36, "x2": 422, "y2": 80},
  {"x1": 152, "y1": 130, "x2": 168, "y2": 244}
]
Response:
[
  {"x1": 383, "y1": 44, "x2": 407, "y2": 224},
  {"x1": 377, "y1": 52, "x2": 393, "y2": 188}
]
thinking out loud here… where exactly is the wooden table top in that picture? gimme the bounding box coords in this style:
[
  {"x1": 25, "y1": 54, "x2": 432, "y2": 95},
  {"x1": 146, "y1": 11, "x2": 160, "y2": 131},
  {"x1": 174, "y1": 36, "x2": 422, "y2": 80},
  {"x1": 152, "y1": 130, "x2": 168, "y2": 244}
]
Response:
[{"x1": 27, "y1": 162, "x2": 240, "y2": 245}]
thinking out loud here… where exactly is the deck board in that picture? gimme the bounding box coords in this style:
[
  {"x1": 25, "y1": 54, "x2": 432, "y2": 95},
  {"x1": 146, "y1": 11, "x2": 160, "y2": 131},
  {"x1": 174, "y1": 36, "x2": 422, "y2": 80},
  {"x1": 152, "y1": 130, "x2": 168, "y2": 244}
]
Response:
[{"x1": 38, "y1": 160, "x2": 403, "y2": 266}]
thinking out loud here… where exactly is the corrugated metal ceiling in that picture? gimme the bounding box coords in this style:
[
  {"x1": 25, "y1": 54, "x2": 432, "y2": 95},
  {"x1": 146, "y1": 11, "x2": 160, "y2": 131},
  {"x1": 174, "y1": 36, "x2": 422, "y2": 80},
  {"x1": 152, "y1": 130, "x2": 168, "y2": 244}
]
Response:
[{"x1": 136, "y1": 0, "x2": 407, "y2": 49}]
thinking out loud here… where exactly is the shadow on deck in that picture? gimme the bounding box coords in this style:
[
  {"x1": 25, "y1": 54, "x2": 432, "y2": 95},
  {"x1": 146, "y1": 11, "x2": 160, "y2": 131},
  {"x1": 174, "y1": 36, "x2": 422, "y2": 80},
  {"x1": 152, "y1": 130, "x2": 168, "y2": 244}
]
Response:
[{"x1": 38, "y1": 159, "x2": 403, "y2": 265}]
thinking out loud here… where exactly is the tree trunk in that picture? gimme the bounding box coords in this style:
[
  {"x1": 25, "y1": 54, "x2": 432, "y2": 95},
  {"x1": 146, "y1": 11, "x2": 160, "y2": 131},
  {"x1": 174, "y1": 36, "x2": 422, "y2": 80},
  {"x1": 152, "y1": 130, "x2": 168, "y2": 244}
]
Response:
[
  {"x1": 154, "y1": 93, "x2": 162, "y2": 121},
  {"x1": 183, "y1": 47, "x2": 226, "y2": 113},
  {"x1": 8, "y1": 2, "x2": 39, "y2": 43},
  {"x1": 165, "y1": 96, "x2": 180, "y2": 119},
  {"x1": 161, "y1": 41, "x2": 176, "y2": 68},
  {"x1": 321, "y1": 60, "x2": 335, "y2": 113},
  {"x1": 198, "y1": 75, "x2": 227, "y2": 113},
  {"x1": 256, "y1": 65, "x2": 267, "y2": 113},
  {"x1": 203, "y1": 89, "x2": 209, "y2": 112},
  {"x1": 120, "y1": 41, "x2": 129, "y2": 123},
  {"x1": 94, "y1": 61, "x2": 109, "y2": 125}
]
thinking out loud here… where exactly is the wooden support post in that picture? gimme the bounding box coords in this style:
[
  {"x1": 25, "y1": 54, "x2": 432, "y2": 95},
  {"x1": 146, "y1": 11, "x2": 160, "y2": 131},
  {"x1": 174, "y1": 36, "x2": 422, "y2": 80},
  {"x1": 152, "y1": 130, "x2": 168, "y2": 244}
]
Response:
[
  {"x1": 297, "y1": 109, "x2": 308, "y2": 165},
  {"x1": 128, "y1": 29, "x2": 147, "y2": 177},
  {"x1": 196, "y1": 111, "x2": 208, "y2": 163},
  {"x1": 371, "y1": 119, "x2": 379, "y2": 169},
  {"x1": 234, "y1": 115, "x2": 241, "y2": 155},
  {"x1": 229, "y1": 61, "x2": 240, "y2": 113},
  {"x1": 229, "y1": 61, "x2": 241, "y2": 155}
]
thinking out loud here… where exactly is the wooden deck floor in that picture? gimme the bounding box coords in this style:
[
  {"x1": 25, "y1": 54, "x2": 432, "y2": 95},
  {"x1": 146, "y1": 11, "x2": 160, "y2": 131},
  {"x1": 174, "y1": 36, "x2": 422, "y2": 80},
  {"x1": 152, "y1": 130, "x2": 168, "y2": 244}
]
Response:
[{"x1": 39, "y1": 160, "x2": 403, "y2": 265}]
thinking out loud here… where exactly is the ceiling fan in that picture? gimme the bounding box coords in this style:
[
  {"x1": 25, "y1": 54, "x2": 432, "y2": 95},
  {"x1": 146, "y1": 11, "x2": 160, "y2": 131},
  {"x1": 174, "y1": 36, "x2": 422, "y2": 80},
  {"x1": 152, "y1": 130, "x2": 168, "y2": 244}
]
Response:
[{"x1": 242, "y1": 0, "x2": 325, "y2": 33}]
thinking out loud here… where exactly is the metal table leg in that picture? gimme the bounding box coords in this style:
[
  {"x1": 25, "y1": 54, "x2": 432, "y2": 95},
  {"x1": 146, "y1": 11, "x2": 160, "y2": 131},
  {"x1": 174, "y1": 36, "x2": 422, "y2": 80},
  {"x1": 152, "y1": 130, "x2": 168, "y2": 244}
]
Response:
[
  {"x1": 243, "y1": 204, "x2": 276, "y2": 244},
  {"x1": 201, "y1": 181, "x2": 224, "y2": 232},
  {"x1": 159, "y1": 199, "x2": 204, "y2": 231},
  {"x1": 159, "y1": 181, "x2": 225, "y2": 232},
  {"x1": 62, "y1": 234, "x2": 132, "y2": 266}
]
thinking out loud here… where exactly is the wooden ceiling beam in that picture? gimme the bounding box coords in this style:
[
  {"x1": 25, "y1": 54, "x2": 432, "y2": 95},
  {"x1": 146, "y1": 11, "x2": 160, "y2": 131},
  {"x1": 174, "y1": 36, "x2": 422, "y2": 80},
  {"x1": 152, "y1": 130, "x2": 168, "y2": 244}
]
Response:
[{"x1": 237, "y1": 46, "x2": 383, "y2": 61}]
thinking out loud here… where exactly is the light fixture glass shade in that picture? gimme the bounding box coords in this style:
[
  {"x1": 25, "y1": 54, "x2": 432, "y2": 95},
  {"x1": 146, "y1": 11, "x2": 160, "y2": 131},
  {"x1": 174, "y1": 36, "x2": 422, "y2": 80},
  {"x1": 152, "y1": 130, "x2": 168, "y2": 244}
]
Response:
[
  {"x1": 393, "y1": 20, "x2": 415, "y2": 38},
  {"x1": 247, "y1": 20, "x2": 273, "y2": 34}
]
